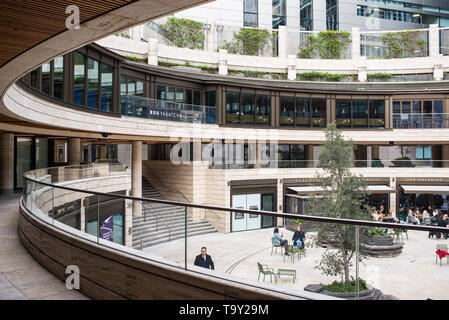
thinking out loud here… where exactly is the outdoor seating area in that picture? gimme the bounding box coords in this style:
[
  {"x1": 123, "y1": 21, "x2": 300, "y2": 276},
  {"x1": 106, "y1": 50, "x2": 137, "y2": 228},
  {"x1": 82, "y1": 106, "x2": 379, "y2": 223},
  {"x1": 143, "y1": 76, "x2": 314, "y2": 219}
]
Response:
[{"x1": 257, "y1": 262, "x2": 297, "y2": 284}]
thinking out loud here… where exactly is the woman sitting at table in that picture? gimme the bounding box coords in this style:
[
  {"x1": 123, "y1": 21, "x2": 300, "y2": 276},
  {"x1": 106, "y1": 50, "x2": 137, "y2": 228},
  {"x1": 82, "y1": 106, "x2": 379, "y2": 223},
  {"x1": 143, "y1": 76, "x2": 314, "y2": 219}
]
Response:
[
  {"x1": 415, "y1": 209, "x2": 423, "y2": 223},
  {"x1": 273, "y1": 227, "x2": 289, "y2": 256},
  {"x1": 372, "y1": 209, "x2": 380, "y2": 221}
]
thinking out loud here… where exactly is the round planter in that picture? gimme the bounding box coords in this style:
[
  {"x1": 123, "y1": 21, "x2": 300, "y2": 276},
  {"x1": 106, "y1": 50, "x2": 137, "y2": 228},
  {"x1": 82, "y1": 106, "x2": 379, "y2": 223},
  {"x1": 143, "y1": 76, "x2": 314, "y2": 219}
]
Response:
[
  {"x1": 360, "y1": 235, "x2": 403, "y2": 258},
  {"x1": 304, "y1": 283, "x2": 398, "y2": 300}
]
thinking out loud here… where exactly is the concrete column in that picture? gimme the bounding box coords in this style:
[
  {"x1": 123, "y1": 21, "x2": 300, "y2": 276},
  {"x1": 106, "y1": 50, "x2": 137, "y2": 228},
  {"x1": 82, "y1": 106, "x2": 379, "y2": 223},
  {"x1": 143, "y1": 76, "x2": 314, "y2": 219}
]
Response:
[
  {"x1": 306, "y1": 145, "x2": 314, "y2": 168},
  {"x1": 218, "y1": 49, "x2": 228, "y2": 76},
  {"x1": 287, "y1": 55, "x2": 297, "y2": 80},
  {"x1": 132, "y1": 141, "x2": 142, "y2": 217},
  {"x1": 429, "y1": 24, "x2": 440, "y2": 57},
  {"x1": 206, "y1": 23, "x2": 215, "y2": 52},
  {"x1": 442, "y1": 145, "x2": 449, "y2": 168},
  {"x1": 147, "y1": 38, "x2": 158, "y2": 66},
  {"x1": 358, "y1": 56, "x2": 367, "y2": 82},
  {"x1": 0, "y1": 133, "x2": 14, "y2": 192},
  {"x1": 390, "y1": 177, "x2": 397, "y2": 218},
  {"x1": 277, "y1": 178, "x2": 284, "y2": 227},
  {"x1": 434, "y1": 63, "x2": 444, "y2": 81},
  {"x1": 80, "y1": 198, "x2": 86, "y2": 232},
  {"x1": 351, "y1": 27, "x2": 361, "y2": 61},
  {"x1": 278, "y1": 25, "x2": 287, "y2": 59},
  {"x1": 68, "y1": 138, "x2": 81, "y2": 165},
  {"x1": 131, "y1": 26, "x2": 141, "y2": 41}
]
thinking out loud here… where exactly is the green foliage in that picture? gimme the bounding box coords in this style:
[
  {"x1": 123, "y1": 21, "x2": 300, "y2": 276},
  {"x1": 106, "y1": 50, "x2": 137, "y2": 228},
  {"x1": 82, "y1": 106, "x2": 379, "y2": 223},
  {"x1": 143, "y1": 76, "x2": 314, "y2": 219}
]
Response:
[
  {"x1": 158, "y1": 61, "x2": 218, "y2": 73},
  {"x1": 380, "y1": 30, "x2": 427, "y2": 58},
  {"x1": 313, "y1": 122, "x2": 371, "y2": 284},
  {"x1": 228, "y1": 69, "x2": 286, "y2": 79},
  {"x1": 297, "y1": 31, "x2": 351, "y2": 59},
  {"x1": 160, "y1": 17, "x2": 205, "y2": 50},
  {"x1": 367, "y1": 73, "x2": 393, "y2": 82},
  {"x1": 368, "y1": 228, "x2": 387, "y2": 237},
  {"x1": 287, "y1": 218, "x2": 303, "y2": 225},
  {"x1": 221, "y1": 28, "x2": 272, "y2": 56},
  {"x1": 297, "y1": 71, "x2": 348, "y2": 82},
  {"x1": 322, "y1": 279, "x2": 368, "y2": 293},
  {"x1": 115, "y1": 32, "x2": 130, "y2": 39},
  {"x1": 124, "y1": 56, "x2": 145, "y2": 63}
]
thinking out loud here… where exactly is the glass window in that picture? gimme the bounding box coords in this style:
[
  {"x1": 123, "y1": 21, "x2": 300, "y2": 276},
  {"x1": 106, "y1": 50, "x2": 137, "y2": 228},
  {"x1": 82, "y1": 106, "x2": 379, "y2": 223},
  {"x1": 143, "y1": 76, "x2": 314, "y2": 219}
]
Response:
[
  {"x1": 30, "y1": 68, "x2": 39, "y2": 90},
  {"x1": 175, "y1": 88, "x2": 184, "y2": 103},
  {"x1": 326, "y1": 0, "x2": 338, "y2": 30},
  {"x1": 296, "y1": 97, "x2": 310, "y2": 127},
  {"x1": 393, "y1": 101, "x2": 401, "y2": 114},
  {"x1": 423, "y1": 101, "x2": 432, "y2": 114},
  {"x1": 157, "y1": 85, "x2": 166, "y2": 100},
  {"x1": 280, "y1": 96, "x2": 295, "y2": 126},
  {"x1": 53, "y1": 56, "x2": 64, "y2": 100},
  {"x1": 120, "y1": 78, "x2": 127, "y2": 95},
  {"x1": 194, "y1": 91, "x2": 201, "y2": 105},
  {"x1": 226, "y1": 92, "x2": 240, "y2": 124},
  {"x1": 74, "y1": 52, "x2": 85, "y2": 106},
  {"x1": 127, "y1": 79, "x2": 136, "y2": 96},
  {"x1": 136, "y1": 81, "x2": 144, "y2": 97},
  {"x1": 369, "y1": 100, "x2": 385, "y2": 128},
  {"x1": 353, "y1": 99, "x2": 368, "y2": 128},
  {"x1": 205, "y1": 91, "x2": 216, "y2": 107},
  {"x1": 300, "y1": 0, "x2": 313, "y2": 31},
  {"x1": 244, "y1": 0, "x2": 258, "y2": 27},
  {"x1": 272, "y1": 0, "x2": 286, "y2": 29},
  {"x1": 277, "y1": 144, "x2": 290, "y2": 167},
  {"x1": 402, "y1": 101, "x2": 411, "y2": 114},
  {"x1": 167, "y1": 86, "x2": 175, "y2": 101},
  {"x1": 256, "y1": 94, "x2": 271, "y2": 125},
  {"x1": 185, "y1": 89, "x2": 193, "y2": 104},
  {"x1": 100, "y1": 64, "x2": 113, "y2": 112},
  {"x1": 241, "y1": 93, "x2": 255, "y2": 125},
  {"x1": 311, "y1": 98, "x2": 326, "y2": 127},
  {"x1": 87, "y1": 57, "x2": 99, "y2": 109},
  {"x1": 41, "y1": 62, "x2": 51, "y2": 96},
  {"x1": 336, "y1": 99, "x2": 351, "y2": 128}
]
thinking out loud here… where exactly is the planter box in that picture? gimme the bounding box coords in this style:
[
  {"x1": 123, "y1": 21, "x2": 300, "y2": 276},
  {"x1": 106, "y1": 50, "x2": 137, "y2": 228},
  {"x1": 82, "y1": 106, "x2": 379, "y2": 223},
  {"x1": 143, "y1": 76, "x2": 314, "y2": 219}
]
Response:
[{"x1": 304, "y1": 284, "x2": 398, "y2": 300}]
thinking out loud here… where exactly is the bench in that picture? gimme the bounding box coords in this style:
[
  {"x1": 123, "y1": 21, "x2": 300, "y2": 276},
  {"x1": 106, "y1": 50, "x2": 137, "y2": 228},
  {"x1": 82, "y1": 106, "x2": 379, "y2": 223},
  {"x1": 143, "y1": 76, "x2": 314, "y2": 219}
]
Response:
[{"x1": 275, "y1": 268, "x2": 296, "y2": 284}]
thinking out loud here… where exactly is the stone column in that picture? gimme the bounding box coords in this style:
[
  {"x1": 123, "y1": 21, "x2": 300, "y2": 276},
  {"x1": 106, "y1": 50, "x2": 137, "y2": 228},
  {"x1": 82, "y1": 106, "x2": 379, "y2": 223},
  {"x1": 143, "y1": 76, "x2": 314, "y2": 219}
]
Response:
[
  {"x1": 287, "y1": 55, "x2": 297, "y2": 80},
  {"x1": 218, "y1": 49, "x2": 228, "y2": 76},
  {"x1": 278, "y1": 25, "x2": 287, "y2": 59},
  {"x1": 306, "y1": 145, "x2": 314, "y2": 168},
  {"x1": 429, "y1": 24, "x2": 440, "y2": 57},
  {"x1": 358, "y1": 56, "x2": 367, "y2": 82},
  {"x1": 0, "y1": 133, "x2": 14, "y2": 193},
  {"x1": 351, "y1": 27, "x2": 361, "y2": 61},
  {"x1": 390, "y1": 177, "x2": 397, "y2": 218},
  {"x1": 132, "y1": 141, "x2": 142, "y2": 217},
  {"x1": 68, "y1": 138, "x2": 81, "y2": 165},
  {"x1": 147, "y1": 38, "x2": 158, "y2": 66},
  {"x1": 206, "y1": 23, "x2": 215, "y2": 52}
]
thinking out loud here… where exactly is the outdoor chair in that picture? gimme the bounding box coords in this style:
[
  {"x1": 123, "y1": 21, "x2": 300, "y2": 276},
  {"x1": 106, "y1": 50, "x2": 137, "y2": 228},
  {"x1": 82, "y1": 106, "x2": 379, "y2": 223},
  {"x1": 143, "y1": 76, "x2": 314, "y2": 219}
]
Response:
[
  {"x1": 393, "y1": 228, "x2": 403, "y2": 242},
  {"x1": 271, "y1": 236, "x2": 283, "y2": 256},
  {"x1": 283, "y1": 245, "x2": 300, "y2": 264},
  {"x1": 257, "y1": 262, "x2": 275, "y2": 283},
  {"x1": 435, "y1": 244, "x2": 449, "y2": 266}
]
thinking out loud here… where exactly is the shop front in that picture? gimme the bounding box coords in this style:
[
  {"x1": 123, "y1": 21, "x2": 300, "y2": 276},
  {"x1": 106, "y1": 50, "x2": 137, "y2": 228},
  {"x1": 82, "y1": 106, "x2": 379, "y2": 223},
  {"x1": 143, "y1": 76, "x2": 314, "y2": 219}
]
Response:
[{"x1": 230, "y1": 180, "x2": 277, "y2": 232}]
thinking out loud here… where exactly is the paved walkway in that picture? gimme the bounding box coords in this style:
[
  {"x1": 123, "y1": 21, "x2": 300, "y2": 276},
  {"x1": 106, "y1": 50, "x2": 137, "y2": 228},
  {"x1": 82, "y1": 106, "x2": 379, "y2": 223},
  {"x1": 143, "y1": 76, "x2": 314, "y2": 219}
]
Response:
[
  {"x1": 0, "y1": 193, "x2": 87, "y2": 300},
  {"x1": 146, "y1": 226, "x2": 449, "y2": 300}
]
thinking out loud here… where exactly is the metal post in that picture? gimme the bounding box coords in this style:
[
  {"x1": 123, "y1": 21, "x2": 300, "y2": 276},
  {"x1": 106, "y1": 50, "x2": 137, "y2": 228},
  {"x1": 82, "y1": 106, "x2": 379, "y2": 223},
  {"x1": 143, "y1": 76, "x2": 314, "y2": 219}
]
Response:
[
  {"x1": 185, "y1": 206, "x2": 188, "y2": 271},
  {"x1": 355, "y1": 225, "x2": 360, "y2": 300},
  {"x1": 97, "y1": 195, "x2": 100, "y2": 244}
]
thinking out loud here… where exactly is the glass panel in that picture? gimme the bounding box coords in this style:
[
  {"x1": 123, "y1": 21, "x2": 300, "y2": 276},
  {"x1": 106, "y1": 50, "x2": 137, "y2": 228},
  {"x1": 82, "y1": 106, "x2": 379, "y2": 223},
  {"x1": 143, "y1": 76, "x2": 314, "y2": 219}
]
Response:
[
  {"x1": 280, "y1": 96, "x2": 295, "y2": 126},
  {"x1": 167, "y1": 86, "x2": 175, "y2": 101},
  {"x1": 256, "y1": 95, "x2": 271, "y2": 125},
  {"x1": 369, "y1": 100, "x2": 385, "y2": 128},
  {"x1": 74, "y1": 52, "x2": 85, "y2": 106},
  {"x1": 353, "y1": 99, "x2": 368, "y2": 128},
  {"x1": 277, "y1": 144, "x2": 290, "y2": 168},
  {"x1": 261, "y1": 194, "x2": 274, "y2": 228},
  {"x1": 35, "y1": 138, "x2": 48, "y2": 169},
  {"x1": 185, "y1": 89, "x2": 192, "y2": 104},
  {"x1": 311, "y1": 98, "x2": 326, "y2": 127},
  {"x1": 336, "y1": 99, "x2": 352, "y2": 128},
  {"x1": 175, "y1": 88, "x2": 184, "y2": 103},
  {"x1": 413, "y1": 101, "x2": 422, "y2": 128},
  {"x1": 226, "y1": 92, "x2": 240, "y2": 124},
  {"x1": 87, "y1": 57, "x2": 99, "y2": 109},
  {"x1": 53, "y1": 56, "x2": 64, "y2": 100},
  {"x1": 16, "y1": 137, "x2": 34, "y2": 189},
  {"x1": 136, "y1": 81, "x2": 144, "y2": 97},
  {"x1": 157, "y1": 85, "x2": 166, "y2": 100},
  {"x1": 296, "y1": 97, "x2": 310, "y2": 127},
  {"x1": 393, "y1": 101, "x2": 401, "y2": 114},
  {"x1": 30, "y1": 68, "x2": 39, "y2": 90},
  {"x1": 41, "y1": 62, "x2": 51, "y2": 95},
  {"x1": 241, "y1": 93, "x2": 255, "y2": 125},
  {"x1": 194, "y1": 90, "x2": 201, "y2": 105},
  {"x1": 100, "y1": 64, "x2": 113, "y2": 112},
  {"x1": 127, "y1": 79, "x2": 136, "y2": 96}
]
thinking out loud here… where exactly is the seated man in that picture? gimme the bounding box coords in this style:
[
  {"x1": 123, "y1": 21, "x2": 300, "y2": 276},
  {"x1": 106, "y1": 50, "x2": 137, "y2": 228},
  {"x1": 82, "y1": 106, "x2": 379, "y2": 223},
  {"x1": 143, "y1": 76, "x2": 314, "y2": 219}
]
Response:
[
  {"x1": 406, "y1": 209, "x2": 420, "y2": 225},
  {"x1": 292, "y1": 226, "x2": 306, "y2": 249},
  {"x1": 436, "y1": 214, "x2": 449, "y2": 239}
]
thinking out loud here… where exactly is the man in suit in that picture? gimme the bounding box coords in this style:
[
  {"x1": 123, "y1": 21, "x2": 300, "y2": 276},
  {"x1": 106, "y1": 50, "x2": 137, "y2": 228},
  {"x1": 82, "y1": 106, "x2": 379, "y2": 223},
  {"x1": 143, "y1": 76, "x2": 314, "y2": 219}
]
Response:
[{"x1": 194, "y1": 247, "x2": 215, "y2": 270}]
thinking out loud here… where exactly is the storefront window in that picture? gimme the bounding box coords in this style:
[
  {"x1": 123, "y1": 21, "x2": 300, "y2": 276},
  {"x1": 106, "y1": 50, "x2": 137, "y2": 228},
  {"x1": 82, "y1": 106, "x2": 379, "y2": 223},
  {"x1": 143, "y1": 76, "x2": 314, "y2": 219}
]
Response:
[
  {"x1": 87, "y1": 57, "x2": 99, "y2": 109},
  {"x1": 280, "y1": 96, "x2": 295, "y2": 126},
  {"x1": 296, "y1": 97, "x2": 310, "y2": 127},
  {"x1": 41, "y1": 62, "x2": 51, "y2": 95},
  {"x1": 369, "y1": 100, "x2": 385, "y2": 128},
  {"x1": 226, "y1": 92, "x2": 240, "y2": 124},
  {"x1": 353, "y1": 99, "x2": 368, "y2": 128},
  {"x1": 311, "y1": 98, "x2": 326, "y2": 127},
  {"x1": 53, "y1": 56, "x2": 64, "y2": 100},
  {"x1": 241, "y1": 93, "x2": 255, "y2": 125},
  {"x1": 74, "y1": 52, "x2": 86, "y2": 106},
  {"x1": 336, "y1": 99, "x2": 351, "y2": 128},
  {"x1": 256, "y1": 95, "x2": 271, "y2": 125},
  {"x1": 100, "y1": 64, "x2": 113, "y2": 112}
]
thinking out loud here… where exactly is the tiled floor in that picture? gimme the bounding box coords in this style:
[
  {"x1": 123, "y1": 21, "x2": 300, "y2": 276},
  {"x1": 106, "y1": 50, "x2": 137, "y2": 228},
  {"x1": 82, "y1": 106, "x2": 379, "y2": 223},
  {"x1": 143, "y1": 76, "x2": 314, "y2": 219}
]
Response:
[{"x1": 0, "y1": 193, "x2": 88, "y2": 300}]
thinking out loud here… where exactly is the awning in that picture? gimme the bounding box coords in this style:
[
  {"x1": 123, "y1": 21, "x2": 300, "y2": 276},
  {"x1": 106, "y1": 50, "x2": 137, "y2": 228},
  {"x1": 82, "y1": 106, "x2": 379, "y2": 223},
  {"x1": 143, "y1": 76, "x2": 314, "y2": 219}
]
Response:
[
  {"x1": 400, "y1": 185, "x2": 449, "y2": 194},
  {"x1": 287, "y1": 185, "x2": 394, "y2": 195},
  {"x1": 286, "y1": 194, "x2": 324, "y2": 199}
]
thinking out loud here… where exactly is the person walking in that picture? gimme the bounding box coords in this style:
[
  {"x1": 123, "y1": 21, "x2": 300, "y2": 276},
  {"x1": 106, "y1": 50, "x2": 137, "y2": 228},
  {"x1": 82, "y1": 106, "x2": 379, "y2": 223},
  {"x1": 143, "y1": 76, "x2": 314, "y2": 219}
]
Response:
[{"x1": 194, "y1": 247, "x2": 215, "y2": 270}]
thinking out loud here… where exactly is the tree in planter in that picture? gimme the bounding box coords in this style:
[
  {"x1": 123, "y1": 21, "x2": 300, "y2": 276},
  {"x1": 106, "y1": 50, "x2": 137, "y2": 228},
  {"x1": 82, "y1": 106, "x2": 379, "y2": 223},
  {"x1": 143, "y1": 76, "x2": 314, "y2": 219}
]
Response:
[
  {"x1": 221, "y1": 28, "x2": 272, "y2": 56},
  {"x1": 297, "y1": 31, "x2": 351, "y2": 59},
  {"x1": 160, "y1": 17, "x2": 205, "y2": 50},
  {"x1": 312, "y1": 122, "x2": 371, "y2": 286},
  {"x1": 380, "y1": 30, "x2": 427, "y2": 58}
]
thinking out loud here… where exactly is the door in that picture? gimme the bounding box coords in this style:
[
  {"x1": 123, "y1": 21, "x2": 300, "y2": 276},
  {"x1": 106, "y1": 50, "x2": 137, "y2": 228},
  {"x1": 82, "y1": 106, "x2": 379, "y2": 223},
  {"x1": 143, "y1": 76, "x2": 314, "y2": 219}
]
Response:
[
  {"x1": 15, "y1": 137, "x2": 34, "y2": 189},
  {"x1": 231, "y1": 194, "x2": 247, "y2": 232},
  {"x1": 246, "y1": 194, "x2": 261, "y2": 230},
  {"x1": 231, "y1": 194, "x2": 262, "y2": 232}
]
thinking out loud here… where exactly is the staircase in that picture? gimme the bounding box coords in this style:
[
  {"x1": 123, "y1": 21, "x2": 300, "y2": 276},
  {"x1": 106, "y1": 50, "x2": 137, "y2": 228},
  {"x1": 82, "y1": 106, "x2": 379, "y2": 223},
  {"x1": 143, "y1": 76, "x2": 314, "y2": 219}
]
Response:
[{"x1": 132, "y1": 177, "x2": 217, "y2": 250}]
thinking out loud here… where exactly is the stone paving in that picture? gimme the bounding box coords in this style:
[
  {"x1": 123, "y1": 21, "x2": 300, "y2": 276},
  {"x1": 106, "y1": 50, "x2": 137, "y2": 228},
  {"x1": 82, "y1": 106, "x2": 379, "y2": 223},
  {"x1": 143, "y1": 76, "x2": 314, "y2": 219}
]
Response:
[
  {"x1": 0, "y1": 193, "x2": 88, "y2": 300},
  {"x1": 146, "y1": 226, "x2": 449, "y2": 300}
]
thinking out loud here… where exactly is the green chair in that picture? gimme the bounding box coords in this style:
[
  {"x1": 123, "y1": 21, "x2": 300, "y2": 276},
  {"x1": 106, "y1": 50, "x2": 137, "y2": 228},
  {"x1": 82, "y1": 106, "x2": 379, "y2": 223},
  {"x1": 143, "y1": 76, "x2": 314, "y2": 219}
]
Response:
[
  {"x1": 271, "y1": 236, "x2": 283, "y2": 256},
  {"x1": 283, "y1": 245, "x2": 300, "y2": 264},
  {"x1": 257, "y1": 262, "x2": 276, "y2": 283},
  {"x1": 436, "y1": 244, "x2": 448, "y2": 266}
]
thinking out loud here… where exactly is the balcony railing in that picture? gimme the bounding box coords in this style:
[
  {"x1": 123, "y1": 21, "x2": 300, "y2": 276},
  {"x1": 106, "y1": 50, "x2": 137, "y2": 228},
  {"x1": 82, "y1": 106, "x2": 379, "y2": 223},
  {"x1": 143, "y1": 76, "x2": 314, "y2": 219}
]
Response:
[
  {"x1": 393, "y1": 113, "x2": 449, "y2": 129},
  {"x1": 121, "y1": 95, "x2": 217, "y2": 124}
]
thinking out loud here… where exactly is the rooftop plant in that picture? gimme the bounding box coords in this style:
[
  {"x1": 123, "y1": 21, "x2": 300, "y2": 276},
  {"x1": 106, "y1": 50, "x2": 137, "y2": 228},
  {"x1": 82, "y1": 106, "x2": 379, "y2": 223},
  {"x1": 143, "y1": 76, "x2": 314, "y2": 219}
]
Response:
[
  {"x1": 221, "y1": 28, "x2": 272, "y2": 56},
  {"x1": 160, "y1": 17, "x2": 205, "y2": 50},
  {"x1": 380, "y1": 30, "x2": 427, "y2": 58},
  {"x1": 297, "y1": 31, "x2": 351, "y2": 59}
]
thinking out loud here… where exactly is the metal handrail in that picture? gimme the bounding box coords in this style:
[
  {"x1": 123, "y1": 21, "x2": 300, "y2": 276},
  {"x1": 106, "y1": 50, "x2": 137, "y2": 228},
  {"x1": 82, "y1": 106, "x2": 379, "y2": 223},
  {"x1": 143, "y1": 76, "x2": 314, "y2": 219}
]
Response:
[{"x1": 23, "y1": 171, "x2": 449, "y2": 233}]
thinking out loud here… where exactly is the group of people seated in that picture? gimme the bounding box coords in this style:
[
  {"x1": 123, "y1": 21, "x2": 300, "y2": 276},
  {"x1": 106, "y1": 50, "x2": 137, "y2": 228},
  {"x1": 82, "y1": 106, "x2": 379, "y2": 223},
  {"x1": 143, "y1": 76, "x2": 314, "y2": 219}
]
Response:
[
  {"x1": 272, "y1": 226, "x2": 305, "y2": 256},
  {"x1": 371, "y1": 205, "x2": 395, "y2": 222}
]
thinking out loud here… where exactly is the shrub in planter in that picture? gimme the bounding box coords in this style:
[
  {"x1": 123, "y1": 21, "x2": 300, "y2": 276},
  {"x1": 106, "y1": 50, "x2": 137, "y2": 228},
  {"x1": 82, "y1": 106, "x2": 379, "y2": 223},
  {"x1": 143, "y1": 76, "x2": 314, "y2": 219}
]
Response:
[
  {"x1": 160, "y1": 17, "x2": 205, "y2": 50},
  {"x1": 380, "y1": 30, "x2": 427, "y2": 58},
  {"x1": 297, "y1": 31, "x2": 351, "y2": 59},
  {"x1": 367, "y1": 73, "x2": 393, "y2": 82},
  {"x1": 221, "y1": 28, "x2": 272, "y2": 56}
]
